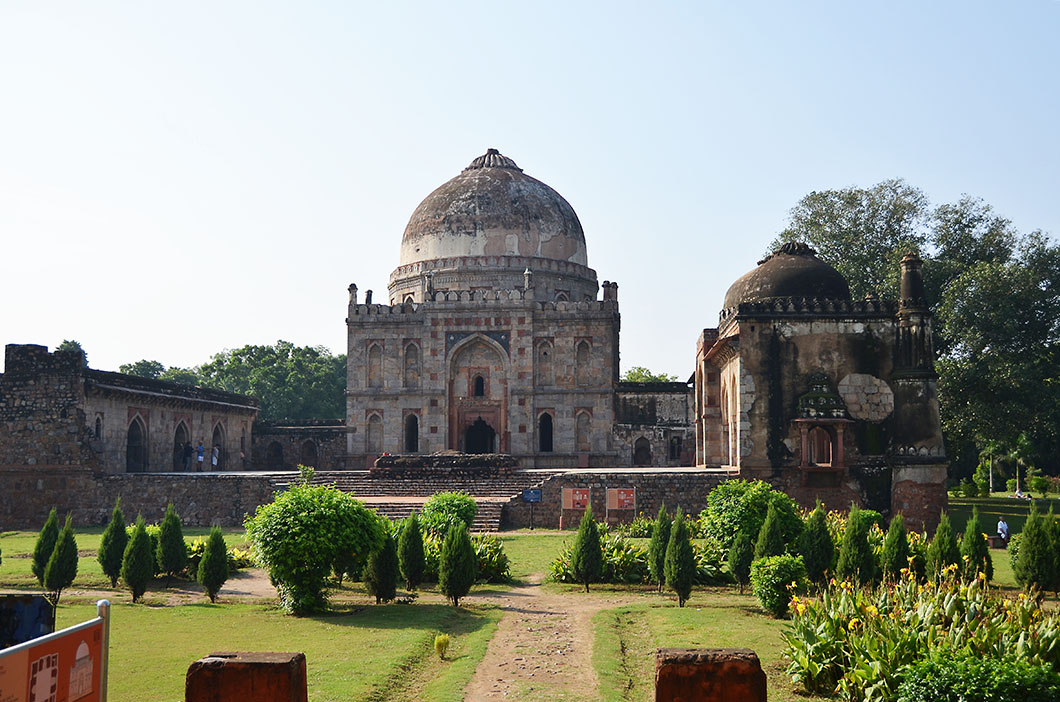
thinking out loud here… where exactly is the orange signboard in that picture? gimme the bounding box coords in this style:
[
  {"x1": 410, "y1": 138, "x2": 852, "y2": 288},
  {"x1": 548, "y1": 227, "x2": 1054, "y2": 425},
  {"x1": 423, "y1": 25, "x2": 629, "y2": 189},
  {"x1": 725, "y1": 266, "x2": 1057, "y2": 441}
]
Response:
[
  {"x1": 607, "y1": 488, "x2": 635, "y2": 510},
  {"x1": 562, "y1": 488, "x2": 590, "y2": 510},
  {"x1": 0, "y1": 605, "x2": 107, "y2": 702}
]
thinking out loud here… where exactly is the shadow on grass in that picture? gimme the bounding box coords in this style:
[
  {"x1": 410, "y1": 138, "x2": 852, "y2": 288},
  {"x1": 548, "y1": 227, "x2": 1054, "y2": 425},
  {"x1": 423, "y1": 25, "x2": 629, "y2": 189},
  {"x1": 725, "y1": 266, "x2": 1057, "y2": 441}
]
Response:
[{"x1": 308, "y1": 602, "x2": 497, "y2": 636}]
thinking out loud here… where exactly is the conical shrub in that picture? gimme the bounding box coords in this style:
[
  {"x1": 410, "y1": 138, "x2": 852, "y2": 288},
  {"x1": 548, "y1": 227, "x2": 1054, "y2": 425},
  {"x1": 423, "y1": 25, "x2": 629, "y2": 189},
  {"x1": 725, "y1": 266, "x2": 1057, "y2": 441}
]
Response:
[
  {"x1": 880, "y1": 514, "x2": 910, "y2": 582},
  {"x1": 122, "y1": 516, "x2": 154, "y2": 603},
  {"x1": 664, "y1": 508, "x2": 695, "y2": 607},
  {"x1": 98, "y1": 498, "x2": 128, "y2": 588},
  {"x1": 398, "y1": 512, "x2": 426, "y2": 591},
  {"x1": 44, "y1": 515, "x2": 78, "y2": 606},
  {"x1": 571, "y1": 505, "x2": 602, "y2": 593},
  {"x1": 32, "y1": 508, "x2": 59, "y2": 587},
  {"x1": 156, "y1": 503, "x2": 187, "y2": 582},
  {"x1": 755, "y1": 501, "x2": 787, "y2": 559},
  {"x1": 959, "y1": 507, "x2": 993, "y2": 581},
  {"x1": 1014, "y1": 504, "x2": 1055, "y2": 590},
  {"x1": 728, "y1": 531, "x2": 753, "y2": 594},
  {"x1": 438, "y1": 522, "x2": 476, "y2": 607},
  {"x1": 197, "y1": 526, "x2": 229, "y2": 603},
  {"x1": 925, "y1": 511, "x2": 961, "y2": 580},
  {"x1": 798, "y1": 505, "x2": 834, "y2": 587},
  {"x1": 364, "y1": 532, "x2": 399, "y2": 604},
  {"x1": 836, "y1": 506, "x2": 876, "y2": 586},
  {"x1": 648, "y1": 504, "x2": 672, "y2": 592}
]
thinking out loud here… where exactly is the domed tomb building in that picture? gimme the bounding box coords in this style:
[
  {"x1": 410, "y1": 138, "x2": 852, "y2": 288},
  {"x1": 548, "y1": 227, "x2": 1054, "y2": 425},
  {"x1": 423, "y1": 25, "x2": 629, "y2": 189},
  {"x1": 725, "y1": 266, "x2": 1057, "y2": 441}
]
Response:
[
  {"x1": 345, "y1": 149, "x2": 632, "y2": 467},
  {"x1": 694, "y1": 243, "x2": 947, "y2": 531}
]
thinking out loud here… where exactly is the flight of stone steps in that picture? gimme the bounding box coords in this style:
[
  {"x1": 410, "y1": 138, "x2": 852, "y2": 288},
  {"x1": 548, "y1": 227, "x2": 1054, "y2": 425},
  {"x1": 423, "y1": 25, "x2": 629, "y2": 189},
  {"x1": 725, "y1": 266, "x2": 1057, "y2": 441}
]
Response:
[{"x1": 271, "y1": 470, "x2": 559, "y2": 532}]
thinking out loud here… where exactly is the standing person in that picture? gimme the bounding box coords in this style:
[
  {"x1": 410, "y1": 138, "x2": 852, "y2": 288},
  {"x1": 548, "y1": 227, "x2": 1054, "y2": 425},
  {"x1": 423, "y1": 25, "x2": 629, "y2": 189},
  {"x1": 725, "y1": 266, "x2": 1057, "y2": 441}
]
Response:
[
  {"x1": 196, "y1": 441, "x2": 205, "y2": 472},
  {"x1": 211, "y1": 445, "x2": 220, "y2": 470},
  {"x1": 997, "y1": 516, "x2": 1010, "y2": 547},
  {"x1": 182, "y1": 441, "x2": 193, "y2": 471}
]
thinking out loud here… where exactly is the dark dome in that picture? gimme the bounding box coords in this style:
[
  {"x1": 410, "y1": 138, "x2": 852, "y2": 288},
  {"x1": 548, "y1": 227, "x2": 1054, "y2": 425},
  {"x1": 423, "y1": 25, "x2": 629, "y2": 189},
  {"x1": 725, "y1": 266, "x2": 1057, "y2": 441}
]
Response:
[
  {"x1": 723, "y1": 242, "x2": 851, "y2": 309},
  {"x1": 399, "y1": 149, "x2": 587, "y2": 267}
]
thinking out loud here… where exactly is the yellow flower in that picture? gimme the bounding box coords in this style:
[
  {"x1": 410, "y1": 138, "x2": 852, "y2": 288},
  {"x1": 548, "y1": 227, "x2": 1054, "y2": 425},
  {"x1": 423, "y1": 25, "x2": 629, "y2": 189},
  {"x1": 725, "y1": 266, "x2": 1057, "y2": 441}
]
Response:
[
  {"x1": 848, "y1": 618, "x2": 861, "y2": 630},
  {"x1": 796, "y1": 603, "x2": 807, "y2": 615}
]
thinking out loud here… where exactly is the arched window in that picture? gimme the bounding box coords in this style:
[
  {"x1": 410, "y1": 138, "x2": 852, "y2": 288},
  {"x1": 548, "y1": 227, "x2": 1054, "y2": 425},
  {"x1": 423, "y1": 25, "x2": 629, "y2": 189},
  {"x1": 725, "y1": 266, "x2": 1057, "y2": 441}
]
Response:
[
  {"x1": 367, "y1": 344, "x2": 383, "y2": 389},
  {"x1": 266, "y1": 441, "x2": 284, "y2": 469},
  {"x1": 575, "y1": 341, "x2": 591, "y2": 386},
  {"x1": 367, "y1": 413, "x2": 383, "y2": 454},
  {"x1": 126, "y1": 416, "x2": 147, "y2": 473},
  {"x1": 300, "y1": 440, "x2": 318, "y2": 467},
  {"x1": 403, "y1": 294, "x2": 415, "y2": 304},
  {"x1": 403, "y1": 343, "x2": 420, "y2": 388},
  {"x1": 473, "y1": 375, "x2": 485, "y2": 397},
  {"x1": 633, "y1": 437, "x2": 652, "y2": 466},
  {"x1": 538, "y1": 413, "x2": 553, "y2": 452},
  {"x1": 404, "y1": 414, "x2": 419, "y2": 453},
  {"x1": 575, "y1": 411, "x2": 591, "y2": 453},
  {"x1": 536, "y1": 342, "x2": 553, "y2": 385},
  {"x1": 94, "y1": 416, "x2": 103, "y2": 439},
  {"x1": 809, "y1": 427, "x2": 833, "y2": 466},
  {"x1": 554, "y1": 291, "x2": 569, "y2": 302},
  {"x1": 173, "y1": 422, "x2": 189, "y2": 472}
]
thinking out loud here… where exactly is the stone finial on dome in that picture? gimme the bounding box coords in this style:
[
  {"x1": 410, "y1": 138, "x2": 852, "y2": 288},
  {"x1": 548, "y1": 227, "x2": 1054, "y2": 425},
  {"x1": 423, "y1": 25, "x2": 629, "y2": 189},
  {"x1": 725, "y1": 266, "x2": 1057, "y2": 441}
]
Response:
[
  {"x1": 757, "y1": 241, "x2": 819, "y2": 265},
  {"x1": 463, "y1": 148, "x2": 523, "y2": 172}
]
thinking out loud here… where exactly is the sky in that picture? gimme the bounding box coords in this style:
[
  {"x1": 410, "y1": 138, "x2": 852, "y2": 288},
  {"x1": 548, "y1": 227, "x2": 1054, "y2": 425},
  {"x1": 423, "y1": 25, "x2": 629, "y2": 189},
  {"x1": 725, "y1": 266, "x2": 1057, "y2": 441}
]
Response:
[{"x1": 2, "y1": 1, "x2": 1058, "y2": 378}]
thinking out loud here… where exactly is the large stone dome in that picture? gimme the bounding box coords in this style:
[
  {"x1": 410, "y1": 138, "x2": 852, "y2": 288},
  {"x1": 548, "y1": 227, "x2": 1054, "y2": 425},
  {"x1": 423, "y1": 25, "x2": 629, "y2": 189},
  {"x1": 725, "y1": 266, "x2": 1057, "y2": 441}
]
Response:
[
  {"x1": 388, "y1": 149, "x2": 599, "y2": 303},
  {"x1": 723, "y1": 242, "x2": 851, "y2": 310},
  {"x1": 399, "y1": 149, "x2": 588, "y2": 266}
]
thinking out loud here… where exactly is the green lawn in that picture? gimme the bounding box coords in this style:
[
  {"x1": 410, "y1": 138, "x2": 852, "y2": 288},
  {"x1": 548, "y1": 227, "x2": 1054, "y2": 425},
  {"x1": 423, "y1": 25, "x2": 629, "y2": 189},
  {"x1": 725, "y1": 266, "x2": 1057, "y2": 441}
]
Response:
[
  {"x1": 497, "y1": 529, "x2": 573, "y2": 582},
  {"x1": 948, "y1": 495, "x2": 1060, "y2": 536}
]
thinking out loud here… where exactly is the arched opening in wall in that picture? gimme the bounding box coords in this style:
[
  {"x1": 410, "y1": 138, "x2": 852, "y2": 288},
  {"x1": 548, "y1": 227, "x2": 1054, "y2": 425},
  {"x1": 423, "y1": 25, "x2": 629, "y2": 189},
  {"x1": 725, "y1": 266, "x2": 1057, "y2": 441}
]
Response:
[
  {"x1": 575, "y1": 412, "x2": 591, "y2": 453},
  {"x1": 403, "y1": 344, "x2": 421, "y2": 388},
  {"x1": 126, "y1": 417, "x2": 147, "y2": 473},
  {"x1": 809, "y1": 426, "x2": 833, "y2": 467},
  {"x1": 669, "y1": 435, "x2": 683, "y2": 461},
  {"x1": 575, "y1": 341, "x2": 591, "y2": 386},
  {"x1": 473, "y1": 375, "x2": 485, "y2": 397},
  {"x1": 211, "y1": 423, "x2": 226, "y2": 471},
  {"x1": 538, "y1": 413, "x2": 553, "y2": 452},
  {"x1": 367, "y1": 344, "x2": 383, "y2": 389},
  {"x1": 94, "y1": 416, "x2": 103, "y2": 439},
  {"x1": 300, "y1": 440, "x2": 318, "y2": 467},
  {"x1": 173, "y1": 422, "x2": 189, "y2": 472},
  {"x1": 367, "y1": 413, "x2": 383, "y2": 454},
  {"x1": 404, "y1": 414, "x2": 419, "y2": 452},
  {"x1": 633, "y1": 437, "x2": 652, "y2": 466},
  {"x1": 403, "y1": 294, "x2": 415, "y2": 304},
  {"x1": 266, "y1": 441, "x2": 284, "y2": 470},
  {"x1": 465, "y1": 417, "x2": 495, "y2": 454},
  {"x1": 554, "y1": 291, "x2": 569, "y2": 302},
  {"x1": 536, "y1": 342, "x2": 553, "y2": 385}
]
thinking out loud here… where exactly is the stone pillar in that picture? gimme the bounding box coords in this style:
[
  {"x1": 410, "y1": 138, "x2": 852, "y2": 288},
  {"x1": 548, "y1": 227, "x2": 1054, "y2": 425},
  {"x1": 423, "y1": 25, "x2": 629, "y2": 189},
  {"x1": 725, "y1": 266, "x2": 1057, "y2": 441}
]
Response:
[
  {"x1": 186, "y1": 652, "x2": 307, "y2": 702},
  {"x1": 654, "y1": 648, "x2": 766, "y2": 702},
  {"x1": 892, "y1": 463, "x2": 948, "y2": 533}
]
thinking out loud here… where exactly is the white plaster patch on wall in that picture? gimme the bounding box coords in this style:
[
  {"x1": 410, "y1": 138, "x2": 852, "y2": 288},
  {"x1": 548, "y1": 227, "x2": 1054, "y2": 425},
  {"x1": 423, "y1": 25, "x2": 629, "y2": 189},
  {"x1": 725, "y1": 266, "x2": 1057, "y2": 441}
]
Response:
[{"x1": 838, "y1": 373, "x2": 894, "y2": 422}]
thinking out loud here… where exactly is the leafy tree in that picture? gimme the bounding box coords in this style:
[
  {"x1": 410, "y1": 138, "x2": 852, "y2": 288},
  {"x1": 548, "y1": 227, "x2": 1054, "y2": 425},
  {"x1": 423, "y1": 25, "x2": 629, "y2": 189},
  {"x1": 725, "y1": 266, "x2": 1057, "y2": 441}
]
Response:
[
  {"x1": 119, "y1": 359, "x2": 165, "y2": 378},
  {"x1": 571, "y1": 505, "x2": 603, "y2": 593},
  {"x1": 197, "y1": 526, "x2": 229, "y2": 603},
  {"x1": 798, "y1": 505, "x2": 834, "y2": 587},
  {"x1": 244, "y1": 484, "x2": 384, "y2": 614},
  {"x1": 398, "y1": 512, "x2": 427, "y2": 591},
  {"x1": 32, "y1": 508, "x2": 59, "y2": 586},
  {"x1": 56, "y1": 340, "x2": 88, "y2": 367},
  {"x1": 701, "y1": 479, "x2": 803, "y2": 550},
  {"x1": 664, "y1": 508, "x2": 695, "y2": 607},
  {"x1": 959, "y1": 507, "x2": 993, "y2": 581},
  {"x1": 198, "y1": 341, "x2": 346, "y2": 420},
  {"x1": 44, "y1": 515, "x2": 78, "y2": 605},
  {"x1": 647, "y1": 504, "x2": 672, "y2": 592},
  {"x1": 364, "y1": 532, "x2": 399, "y2": 604},
  {"x1": 880, "y1": 514, "x2": 910, "y2": 583},
  {"x1": 159, "y1": 367, "x2": 202, "y2": 385},
  {"x1": 421, "y1": 492, "x2": 477, "y2": 537},
  {"x1": 438, "y1": 523, "x2": 476, "y2": 607},
  {"x1": 836, "y1": 506, "x2": 876, "y2": 586},
  {"x1": 728, "y1": 532, "x2": 753, "y2": 594},
  {"x1": 1014, "y1": 504, "x2": 1055, "y2": 591},
  {"x1": 754, "y1": 501, "x2": 786, "y2": 559},
  {"x1": 621, "y1": 366, "x2": 679, "y2": 383},
  {"x1": 156, "y1": 504, "x2": 188, "y2": 582},
  {"x1": 97, "y1": 498, "x2": 128, "y2": 587},
  {"x1": 121, "y1": 516, "x2": 154, "y2": 603},
  {"x1": 925, "y1": 512, "x2": 961, "y2": 580}
]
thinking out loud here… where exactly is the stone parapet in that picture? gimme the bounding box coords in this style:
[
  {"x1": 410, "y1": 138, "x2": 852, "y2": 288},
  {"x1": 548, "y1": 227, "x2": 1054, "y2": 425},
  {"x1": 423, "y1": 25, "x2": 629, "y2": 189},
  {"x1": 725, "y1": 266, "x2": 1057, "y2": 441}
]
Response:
[
  {"x1": 654, "y1": 648, "x2": 766, "y2": 702},
  {"x1": 185, "y1": 652, "x2": 307, "y2": 702}
]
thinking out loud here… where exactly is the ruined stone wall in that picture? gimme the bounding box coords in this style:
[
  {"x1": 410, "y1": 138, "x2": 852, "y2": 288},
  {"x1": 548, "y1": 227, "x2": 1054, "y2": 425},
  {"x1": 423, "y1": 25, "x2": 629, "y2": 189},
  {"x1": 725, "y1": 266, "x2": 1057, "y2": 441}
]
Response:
[
  {"x1": 346, "y1": 293, "x2": 620, "y2": 469},
  {"x1": 251, "y1": 421, "x2": 347, "y2": 470},
  {"x1": 0, "y1": 467, "x2": 284, "y2": 528},
  {"x1": 502, "y1": 469, "x2": 733, "y2": 529}
]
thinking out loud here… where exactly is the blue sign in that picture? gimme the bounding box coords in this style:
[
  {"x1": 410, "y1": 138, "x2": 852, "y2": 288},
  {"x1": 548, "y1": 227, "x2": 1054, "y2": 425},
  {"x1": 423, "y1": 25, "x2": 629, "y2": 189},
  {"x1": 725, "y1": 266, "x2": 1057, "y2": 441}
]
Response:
[
  {"x1": 522, "y1": 488, "x2": 542, "y2": 503},
  {"x1": 0, "y1": 594, "x2": 55, "y2": 648}
]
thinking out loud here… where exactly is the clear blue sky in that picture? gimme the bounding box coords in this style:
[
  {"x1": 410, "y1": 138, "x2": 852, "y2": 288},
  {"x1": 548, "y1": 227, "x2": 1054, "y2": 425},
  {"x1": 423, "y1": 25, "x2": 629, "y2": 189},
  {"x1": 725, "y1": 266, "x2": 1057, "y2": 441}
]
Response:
[{"x1": 2, "y1": 1, "x2": 1057, "y2": 377}]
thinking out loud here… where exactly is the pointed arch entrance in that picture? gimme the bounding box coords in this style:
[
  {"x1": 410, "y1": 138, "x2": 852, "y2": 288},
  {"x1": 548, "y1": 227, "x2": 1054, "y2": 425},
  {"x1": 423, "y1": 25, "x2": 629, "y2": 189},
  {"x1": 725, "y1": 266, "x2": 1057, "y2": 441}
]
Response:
[
  {"x1": 633, "y1": 437, "x2": 652, "y2": 466},
  {"x1": 126, "y1": 416, "x2": 147, "y2": 473},
  {"x1": 211, "y1": 423, "x2": 226, "y2": 470},
  {"x1": 464, "y1": 417, "x2": 496, "y2": 454},
  {"x1": 173, "y1": 422, "x2": 189, "y2": 471}
]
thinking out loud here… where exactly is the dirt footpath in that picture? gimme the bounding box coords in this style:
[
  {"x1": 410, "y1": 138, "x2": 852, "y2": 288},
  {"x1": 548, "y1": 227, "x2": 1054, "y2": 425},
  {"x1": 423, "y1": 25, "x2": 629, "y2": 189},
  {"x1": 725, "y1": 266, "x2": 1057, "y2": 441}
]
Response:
[{"x1": 465, "y1": 574, "x2": 642, "y2": 701}]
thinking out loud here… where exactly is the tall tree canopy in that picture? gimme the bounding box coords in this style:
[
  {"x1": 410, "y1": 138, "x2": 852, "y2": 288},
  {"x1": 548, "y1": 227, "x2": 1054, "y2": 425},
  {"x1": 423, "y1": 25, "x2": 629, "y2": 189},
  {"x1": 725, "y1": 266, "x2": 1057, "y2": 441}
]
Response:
[
  {"x1": 773, "y1": 181, "x2": 1060, "y2": 477},
  {"x1": 55, "y1": 339, "x2": 88, "y2": 367},
  {"x1": 621, "y1": 366, "x2": 680, "y2": 383}
]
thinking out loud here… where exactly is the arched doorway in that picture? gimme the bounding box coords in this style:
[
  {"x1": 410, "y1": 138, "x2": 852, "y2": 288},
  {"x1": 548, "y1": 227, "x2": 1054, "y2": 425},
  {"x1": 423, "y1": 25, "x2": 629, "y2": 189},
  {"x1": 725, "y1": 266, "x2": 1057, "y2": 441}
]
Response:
[
  {"x1": 404, "y1": 414, "x2": 419, "y2": 453},
  {"x1": 266, "y1": 441, "x2": 284, "y2": 469},
  {"x1": 300, "y1": 440, "x2": 318, "y2": 467},
  {"x1": 126, "y1": 417, "x2": 147, "y2": 473},
  {"x1": 633, "y1": 437, "x2": 652, "y2": 466},
  {"x1": 809, "y1": 426, "x2": 833, "y2": 466},
  {"x1": 465, "y1": 417, "x2": 496, "y2": 454},
  {"x1": 173, "y1": 422, "x2": 189, "y2": 471},
  {"x1": 538, "y1": 413, "x2": 553, "y2": 453},
  {"x1": 211, "y1": 424, "x2": 225, "y2": 471}
]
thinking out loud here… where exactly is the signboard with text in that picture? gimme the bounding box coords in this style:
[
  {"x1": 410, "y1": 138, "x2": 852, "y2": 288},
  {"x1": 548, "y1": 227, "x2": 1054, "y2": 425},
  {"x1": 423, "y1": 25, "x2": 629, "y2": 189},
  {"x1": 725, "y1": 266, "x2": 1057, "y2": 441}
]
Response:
[
  {"x1": 522, "y1": 489, "x2": 542, "y2": 503},
  {"x1": 562, "y1": 488, "x2": 590, "y2": 510},
  {"x1": 607, "y1": 488, "x2": 636, "y2": 510}
]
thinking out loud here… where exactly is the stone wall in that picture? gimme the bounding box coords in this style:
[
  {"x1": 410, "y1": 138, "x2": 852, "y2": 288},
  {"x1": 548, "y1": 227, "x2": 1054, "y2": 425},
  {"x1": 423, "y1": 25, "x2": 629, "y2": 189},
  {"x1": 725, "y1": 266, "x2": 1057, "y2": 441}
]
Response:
[
  {"x1": 251, "y1": 420, "x2": 347, "y2": 470},
  {"x1": 501, "y1": 468, "x2": 734, "y2": 529},
  {"x1": 0, "y1": 467, "x2": 284, "y2": 528}
]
